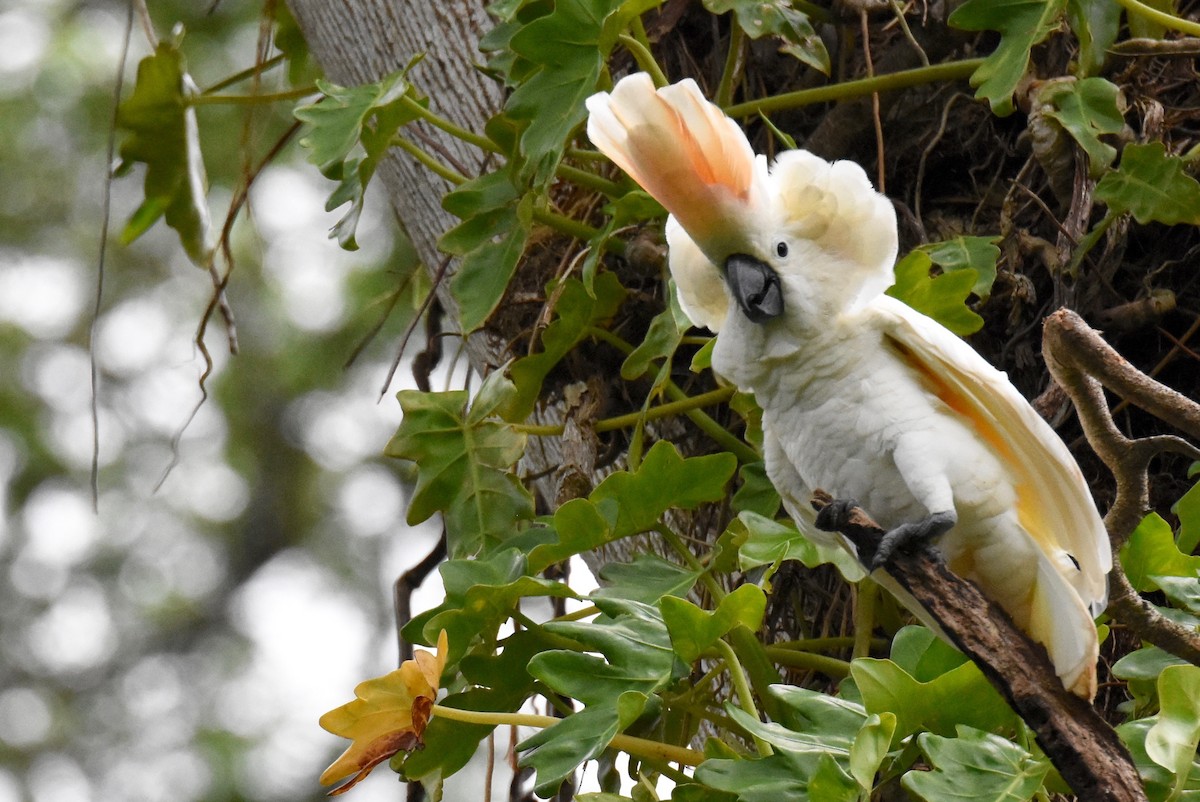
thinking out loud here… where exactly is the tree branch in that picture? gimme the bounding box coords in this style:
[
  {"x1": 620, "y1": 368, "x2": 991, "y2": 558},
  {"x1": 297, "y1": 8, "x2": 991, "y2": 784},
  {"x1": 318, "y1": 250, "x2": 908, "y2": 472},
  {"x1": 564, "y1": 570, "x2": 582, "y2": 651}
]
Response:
[
  {"x1": 810, "y1": 490, "x2": 1147, "y2": 802},
  {"x1": 1042, "y1": 308, "x2": 1200, "y2": 665}
]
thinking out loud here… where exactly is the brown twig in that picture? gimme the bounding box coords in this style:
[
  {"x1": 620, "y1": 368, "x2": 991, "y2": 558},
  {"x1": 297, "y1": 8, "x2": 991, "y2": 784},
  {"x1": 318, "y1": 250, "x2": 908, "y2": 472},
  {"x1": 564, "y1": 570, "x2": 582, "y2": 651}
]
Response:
[
  {"x1": 810, "y1": 490, "x2": 1147, "y2": 802},
  {"x1": 1042, "y1": 308, "x2": 1200, "y2": 665}
]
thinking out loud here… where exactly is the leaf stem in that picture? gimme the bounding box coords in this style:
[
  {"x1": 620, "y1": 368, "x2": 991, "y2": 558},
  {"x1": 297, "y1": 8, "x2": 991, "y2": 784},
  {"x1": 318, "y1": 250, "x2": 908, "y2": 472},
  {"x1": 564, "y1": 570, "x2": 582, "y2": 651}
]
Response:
[
  {"x1": 189, "y1": 85, "x2": 318, "y2": 105},
  {"x1": 716, "y1": 22, "x2": 746, "y2": 108},
  {"x1": 853, "y1": 578, "x2": 878, "y2": 660},
  {"x1": 202, "y1": 53, "x2": 286, "y2": 94},
  {"x1": 398, "y1": 95, "x2": 500, "y2": 153},
  {"x1": 764, "y1": 646, "x2": 852, "y2": 678},
  {"x1": 618, "y1": 34, "x2": 669, "y2": 88},
  {"x1": 774, "y1": 636, "x2": 889, "y2": 652},
  {"x1": 713, "y1": 638, "x2": 773, "y2": 756},
  {"x1": 723, "y1": 59, "x2": 984, "y2": 117},
  {"x1": 394, "y1": 135, "x2": 467, "y2": 185},
  {"x1": 513, "y1": 386, "x2": 736, "y2": 437},
  {"x1": 430, "y1": 704, "x2": 705, "y2": 766},
  {"x1": 1115, "y1": 0, "x2": 1200, "y2": 36},
  {"x1": 556, "y1": 163, "x2": 624, "y2": 196},
  {"x1": 586, "y1": 327, "x2": 760, "y2": 463}
]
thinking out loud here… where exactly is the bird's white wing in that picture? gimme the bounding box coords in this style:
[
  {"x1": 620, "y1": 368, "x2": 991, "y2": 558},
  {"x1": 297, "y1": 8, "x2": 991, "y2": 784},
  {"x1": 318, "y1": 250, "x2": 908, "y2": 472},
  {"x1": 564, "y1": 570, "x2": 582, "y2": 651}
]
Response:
[{"x1": 870, "y1": 294, "x2": 1111, "y2": 613}]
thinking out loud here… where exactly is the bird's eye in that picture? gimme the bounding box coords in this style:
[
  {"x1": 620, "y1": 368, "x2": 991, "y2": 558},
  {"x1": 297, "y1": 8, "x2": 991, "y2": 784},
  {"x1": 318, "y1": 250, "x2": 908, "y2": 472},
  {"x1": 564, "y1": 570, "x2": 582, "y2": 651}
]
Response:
[{"x1": 776, "y1": 242, "x2": 788, "y2": 258}]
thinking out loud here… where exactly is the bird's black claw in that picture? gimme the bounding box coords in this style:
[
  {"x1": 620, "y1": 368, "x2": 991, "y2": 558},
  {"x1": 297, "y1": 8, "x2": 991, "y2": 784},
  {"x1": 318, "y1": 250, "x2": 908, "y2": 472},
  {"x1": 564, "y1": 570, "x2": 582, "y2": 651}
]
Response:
[{"x1": 815, "y1": 497, "x2": 860, "y2": 533}]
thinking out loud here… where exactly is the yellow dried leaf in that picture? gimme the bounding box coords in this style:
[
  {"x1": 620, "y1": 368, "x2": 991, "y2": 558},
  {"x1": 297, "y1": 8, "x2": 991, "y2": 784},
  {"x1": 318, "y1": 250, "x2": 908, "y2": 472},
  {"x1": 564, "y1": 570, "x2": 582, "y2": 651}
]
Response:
[{"x1": 318, "y1": 631, "x2": 447, "y2": 794}]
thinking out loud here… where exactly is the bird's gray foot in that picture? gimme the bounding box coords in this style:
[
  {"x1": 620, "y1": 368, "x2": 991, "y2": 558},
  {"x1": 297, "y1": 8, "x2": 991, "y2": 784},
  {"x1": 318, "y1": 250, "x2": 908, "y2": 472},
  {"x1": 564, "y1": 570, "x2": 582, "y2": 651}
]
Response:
[{"x1": 872, "y1": 509, "x2": 956, "y2": 571}]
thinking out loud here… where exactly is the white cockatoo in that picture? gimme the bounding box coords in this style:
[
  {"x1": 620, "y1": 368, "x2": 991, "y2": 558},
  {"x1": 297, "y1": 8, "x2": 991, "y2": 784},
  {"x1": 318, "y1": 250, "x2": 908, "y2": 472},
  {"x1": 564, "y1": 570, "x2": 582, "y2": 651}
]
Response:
[{"x1": 586, "y1": 73, "x2": 1111, "y2": 699}]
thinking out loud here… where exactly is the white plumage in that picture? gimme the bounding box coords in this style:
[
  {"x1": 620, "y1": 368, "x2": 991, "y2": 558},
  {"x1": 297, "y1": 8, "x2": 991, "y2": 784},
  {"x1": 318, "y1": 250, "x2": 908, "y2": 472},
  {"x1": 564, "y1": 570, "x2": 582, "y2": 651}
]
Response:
[{"x1": 586, "y1": 73, "x2": 1110, "y2": 698}]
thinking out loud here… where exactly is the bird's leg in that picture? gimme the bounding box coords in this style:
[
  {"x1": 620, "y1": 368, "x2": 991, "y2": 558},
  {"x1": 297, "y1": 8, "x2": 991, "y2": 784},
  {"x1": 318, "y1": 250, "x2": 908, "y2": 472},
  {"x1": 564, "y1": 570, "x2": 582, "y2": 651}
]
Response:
[{"x1": 872, "y1": 509, "x2": 956, "y2": 571}]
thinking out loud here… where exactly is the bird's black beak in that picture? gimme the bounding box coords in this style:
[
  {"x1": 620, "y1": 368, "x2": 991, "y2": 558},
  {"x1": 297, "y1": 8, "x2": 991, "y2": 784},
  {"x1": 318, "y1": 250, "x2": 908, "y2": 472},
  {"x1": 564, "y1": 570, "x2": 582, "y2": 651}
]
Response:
[{"x1": 724, "y1": 254, "x2": 783, "y2": 323}]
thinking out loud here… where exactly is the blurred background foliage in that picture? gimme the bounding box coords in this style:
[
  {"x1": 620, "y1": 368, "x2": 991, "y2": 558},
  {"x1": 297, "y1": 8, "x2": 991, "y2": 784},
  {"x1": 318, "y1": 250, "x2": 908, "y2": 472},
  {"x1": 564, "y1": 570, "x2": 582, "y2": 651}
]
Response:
[{"x1": 0, "y1": 1, "x2": 451, "y2": 799}]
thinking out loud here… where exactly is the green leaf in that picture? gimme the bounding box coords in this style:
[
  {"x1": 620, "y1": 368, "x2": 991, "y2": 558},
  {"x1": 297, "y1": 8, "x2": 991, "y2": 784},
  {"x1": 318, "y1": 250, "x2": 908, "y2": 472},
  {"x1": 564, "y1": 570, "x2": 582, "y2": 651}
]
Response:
[
  {"x1": 1174, "y1": 480, "x2": 1200, "y2": 555},
  {"x1": 888, "y1": 626, "x2": 970, "y2": 682},
  {"x1": 902, "y1": 726, "x2": 1050, "y2": 802},
  {"x1": 1146, "y1": 665, "x2": 1200, "y2": 798},
  {"x1": 1096, "y1": 142, "x2": 1200, "y2": 225},
  {"x1": 503, "y1": 0, "x2": 624, "y2": 185},
  {"x1": 735, "y1": 512, "x2": 866, "y2": 583},
  {"x1": 660, "y1": 584, "x2": 766, "y2": 663},
  {"x1": 1125, "y1": 0, "x2": 1173, "y2": 39},
  {"x1": 1039, "y1": 77, "x2": 1125, "y2": 176},
  {"x1": 294, "y1": 63, "x2": 423, "y2": 249},
  {"x1": 519, "y1": 691, "x2": 648, "y2": 796},
  {"x1": 621, "y1": 290, "x2": 691, "y2": 381},
  {"x1": 533, "y1": 597, "x2": 680, "y2": 704},
  {"x1": 528, "y1": 497, "x2": 615, "y2": 573},
  {"x1": 1120, "y1": 512, "x2": 1200, "y2": 592},
  {"x1": 850, "y1": 713, "x2": 897, "y2": 791},
  {"x1": 440, "y1": 169, "x2": 535, "y2": 332},
  {"x1": 386, "y1": 390, "x2": 534, "y2": 555},
  {"x1": 948, "y1": 0, "x2": 1068, "y2": 116},
  {"x1": 589, "y1": 440, "x2": 738, "y2": 539},
  {"x1": 1117, "y1": 717, "x2": 1200, "y2": 800},
  {"x1": 916, "y1": 236, "x2": 1000, "y2": 300},
  {"x1": 594, "y1": 553, "x2": 703, "y2": 604},
  {"x1": 507, "y1": 272, "x2": 626, "y2": 420},
  {"x1": 851, "y1": 655, "x2": 1017, "y2": 741},
  {"x1": 410, "y1": 550, "x2": 576, "y2": 663},
  {"x1": 698, "y1": 686, "x2": 867, "y2": 800},
  {"x1": 522, "y1": 598, "x2": 680, "y2": 794},
  {"x1": 702, "y1": 0, "x2": 830, "y2": 73},
  {"x1": 887, "y1": 250, "x2": 984, "y2": 335},
  {"x1": 732, "y1": 461, "x2": 781, "y2": 518},
  {"x1": 697, "y1": 749, "x2": 816, "y2": 801},
  {"x1": 1156, "y1": 575, "x2": 1200, "y2": 614},
  {"x1": 1065, "y1": 0, "x2": 1121, "y2": 76},
  {"x1": 116, "y1": 38, "x2": 212, "y2": 265}
]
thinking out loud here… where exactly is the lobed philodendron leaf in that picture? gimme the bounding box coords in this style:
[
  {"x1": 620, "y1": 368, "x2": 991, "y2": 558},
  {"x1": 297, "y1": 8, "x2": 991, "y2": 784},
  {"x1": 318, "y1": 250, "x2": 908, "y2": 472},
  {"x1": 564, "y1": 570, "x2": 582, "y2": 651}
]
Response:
[
  {"x1": 400, "y1": 550, "x2": 577, "y2": 672},
  {"x1": 589, "y1": 440, "x2": 737, "y2": 538},
  {"x1": 1095, "y1": 142, "x2": 1200, "y2": 226},
  {"x1": 441, "y1": 168, "x2": 535, "y2": 333},
  {"x1": 851, "y1": 645, "x2": 1017, "y2": 741},
  {"x1": 902, "y1": 726, "x2": 1051, "y2": 802},
  {"x1": 887, "y1": 250, "x2": 984, "y2": 335},
  {"x1": 735, "y1": 511, "x2": 866, "y2": 584},
  {"x1": 702, "y1": 0, "x2": 830, "y2": 74},
  {"x1": 521, "y1": 597, "x2": 680, "y2": 794},
  {"x1": 948, "y1": 0, "x2": 1068, "y2": 116},
  {"x1": 386, "y1": 390, "x2": 533, "y2": 556},
  {"x1": 916, "y1": 235, "x2": 1000, "y2": 300},
  {"x1": 593, "y1": 553, "x2": 703, "y2": 604},
  {"x1": 697, "y1": 687, "x2": 868, "y2": 801},
  {"x1": 116, "y1": 35, "x2": 213, "y2": 266},
  {"x1": 295, "y1": 59, "x2": 424, "y2": 249},
  {"x1": 660, "y1": 584, "x2": 766, "y2": 663},
  {"x1": 503, "y1": 0, "x2": 629, "y2": 185},
  {"x1": 1038, "y1": 76, "x2": 1126, "y2": 176}
]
